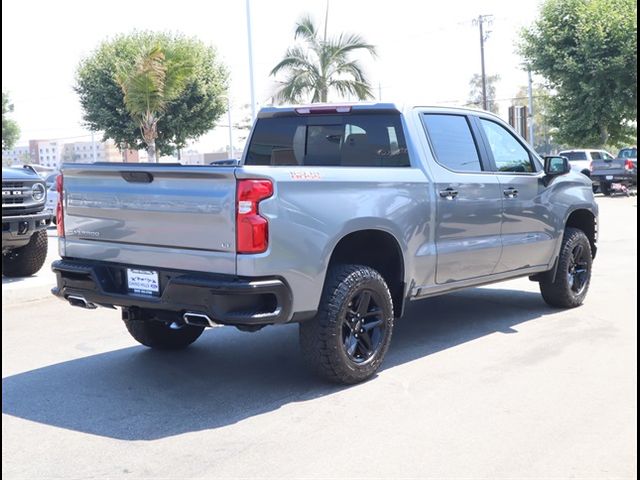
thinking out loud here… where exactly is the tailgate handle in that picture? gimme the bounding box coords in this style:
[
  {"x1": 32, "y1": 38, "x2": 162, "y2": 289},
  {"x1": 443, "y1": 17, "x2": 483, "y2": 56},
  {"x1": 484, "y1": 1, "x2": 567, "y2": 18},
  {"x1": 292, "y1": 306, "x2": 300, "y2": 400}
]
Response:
[{"x1": 121, "y1": 171, "x2": 154, "y2": 183}]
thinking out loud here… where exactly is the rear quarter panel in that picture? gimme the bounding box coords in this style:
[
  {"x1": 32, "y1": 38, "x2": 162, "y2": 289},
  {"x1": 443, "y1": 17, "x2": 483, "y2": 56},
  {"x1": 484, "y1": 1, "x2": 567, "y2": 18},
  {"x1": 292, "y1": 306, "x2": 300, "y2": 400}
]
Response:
[{"x1": 236, "y1": 165, "x2": 431, "y2": 314}]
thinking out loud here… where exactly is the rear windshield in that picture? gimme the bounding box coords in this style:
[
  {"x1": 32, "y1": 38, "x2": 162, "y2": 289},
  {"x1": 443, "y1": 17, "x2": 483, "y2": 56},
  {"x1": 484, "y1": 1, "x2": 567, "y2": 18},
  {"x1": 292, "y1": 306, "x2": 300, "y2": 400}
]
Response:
[
  {"x1": 560, "y1": 151, "x2": 588, "y2": 161},
  {"x1": 245, "y1": 114, "x2": 410, "y2": 167},
  {"x1": 619, "y1": 148, "x2": 637, "y2": 158}
]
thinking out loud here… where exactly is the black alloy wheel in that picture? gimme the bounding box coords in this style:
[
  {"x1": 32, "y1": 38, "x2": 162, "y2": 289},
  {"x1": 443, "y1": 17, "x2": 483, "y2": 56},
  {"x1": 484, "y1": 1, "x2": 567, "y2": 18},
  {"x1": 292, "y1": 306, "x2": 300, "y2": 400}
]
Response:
[
  {"x1": 341, "y1": 289, "x2": 386, "y2": 364},
  {"x1": 567, "y1": 243, "x2": 590, "y2": 295}
]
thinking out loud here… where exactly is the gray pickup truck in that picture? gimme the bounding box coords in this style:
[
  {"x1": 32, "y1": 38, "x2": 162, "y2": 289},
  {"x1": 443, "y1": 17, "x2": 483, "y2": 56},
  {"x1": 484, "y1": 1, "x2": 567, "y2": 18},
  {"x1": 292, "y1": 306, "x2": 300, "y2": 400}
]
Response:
[
  {"x1": 590, "y1": 147, "x2": 637, "y2": 195},
  {"x1": 52, "y1": 104, "x2": 598, "y2": 384}
]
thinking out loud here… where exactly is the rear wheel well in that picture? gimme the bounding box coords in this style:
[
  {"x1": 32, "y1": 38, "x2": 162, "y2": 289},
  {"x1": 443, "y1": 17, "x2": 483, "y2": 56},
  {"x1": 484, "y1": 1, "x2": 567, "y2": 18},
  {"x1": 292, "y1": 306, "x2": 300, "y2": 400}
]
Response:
[
  {"x1": 327, "y1": 230, "x2": 405, "y2": 318},
  {"x1": 566, "y1": 209, "x2": 597, "y2": 258}
]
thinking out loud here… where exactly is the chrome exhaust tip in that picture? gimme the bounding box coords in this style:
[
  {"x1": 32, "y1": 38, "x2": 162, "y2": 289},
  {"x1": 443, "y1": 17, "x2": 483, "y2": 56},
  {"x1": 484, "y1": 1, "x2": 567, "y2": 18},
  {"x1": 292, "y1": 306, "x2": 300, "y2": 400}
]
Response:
[
  {"x1": 67, "y1": 295, "x2": 97, "y2": 309},
  {"x1": 183, "y1": 312, "x2": 217, "y2": 328}
]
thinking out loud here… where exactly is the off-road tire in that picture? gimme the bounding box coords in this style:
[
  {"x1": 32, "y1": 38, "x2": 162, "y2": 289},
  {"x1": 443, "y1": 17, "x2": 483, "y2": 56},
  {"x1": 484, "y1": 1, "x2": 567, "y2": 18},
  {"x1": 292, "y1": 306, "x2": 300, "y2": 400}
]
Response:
[
  {"x1": 123, "y1": 318, "x2": 204, "y2": 349},
  {"x1": 2, "y1": 230, "x2": 48, "y2": 277},
  {"x1": 539, "y1": 227, "x2": 592, "y2": 308},
  {"x1": 300, "y1": 264, "x2": 394, "y2": 384}
]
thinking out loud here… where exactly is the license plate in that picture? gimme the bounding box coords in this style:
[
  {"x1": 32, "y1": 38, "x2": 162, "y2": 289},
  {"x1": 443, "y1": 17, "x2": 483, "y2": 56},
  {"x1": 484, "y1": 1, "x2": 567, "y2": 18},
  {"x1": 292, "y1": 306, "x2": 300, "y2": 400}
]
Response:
[
  {"x1": 127, "y1": 269, "x2": 159, "y2": 296},
  {"x1": 606, "y1": 175, "x2": 614, "y2": 180}
]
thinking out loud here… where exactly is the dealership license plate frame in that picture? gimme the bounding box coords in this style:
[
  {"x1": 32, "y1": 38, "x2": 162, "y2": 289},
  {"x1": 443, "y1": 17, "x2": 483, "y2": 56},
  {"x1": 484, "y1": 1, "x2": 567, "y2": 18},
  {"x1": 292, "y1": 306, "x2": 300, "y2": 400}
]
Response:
[{"x1": 127, "y1": 268, "x2": 160, "y2": 296}]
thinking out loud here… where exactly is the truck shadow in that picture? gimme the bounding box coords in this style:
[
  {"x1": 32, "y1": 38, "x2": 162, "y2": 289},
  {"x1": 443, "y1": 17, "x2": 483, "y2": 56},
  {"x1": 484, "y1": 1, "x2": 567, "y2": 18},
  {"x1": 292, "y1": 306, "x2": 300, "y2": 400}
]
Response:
[{"x1": 3, "y1": 287, "x2": 555, "y2": 441}]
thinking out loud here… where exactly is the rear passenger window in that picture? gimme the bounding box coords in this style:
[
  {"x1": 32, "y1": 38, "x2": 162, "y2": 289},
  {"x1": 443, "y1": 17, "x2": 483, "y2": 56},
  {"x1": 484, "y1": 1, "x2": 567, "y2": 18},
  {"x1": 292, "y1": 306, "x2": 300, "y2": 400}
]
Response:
[
  {"x1": 422, "y1": 114, "x2": 482, "y2": 172},
  {"x1": 562, "y1": 151, "x2": 588, "y2": 161},
  {"x1": 245, "y1": 114, "x2": 410, "y2": 167}
]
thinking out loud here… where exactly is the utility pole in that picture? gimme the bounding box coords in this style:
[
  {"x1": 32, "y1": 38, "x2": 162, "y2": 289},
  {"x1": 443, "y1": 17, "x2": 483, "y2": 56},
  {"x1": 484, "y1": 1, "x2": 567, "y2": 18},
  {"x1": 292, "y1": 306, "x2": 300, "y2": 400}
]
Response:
[
  {"x1": 527, "y1": 68, "x2": 535, "y2": 147},
  {"x1": 378, "y1": 82, "x2": 382, "y2": 101},
  {"x1": 473, "y1": 14, "x2": 493, "y2": 111},
  {"x1": 246, "y1": 0, "x2": 256, "y2": 120}
]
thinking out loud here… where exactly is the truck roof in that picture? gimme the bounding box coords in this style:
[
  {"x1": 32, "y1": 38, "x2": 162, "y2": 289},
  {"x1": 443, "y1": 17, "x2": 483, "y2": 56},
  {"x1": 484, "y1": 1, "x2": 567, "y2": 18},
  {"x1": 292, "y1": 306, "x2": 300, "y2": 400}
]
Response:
[{"x1": 257, "y1": 102, "x2": 491, "y2": 119}]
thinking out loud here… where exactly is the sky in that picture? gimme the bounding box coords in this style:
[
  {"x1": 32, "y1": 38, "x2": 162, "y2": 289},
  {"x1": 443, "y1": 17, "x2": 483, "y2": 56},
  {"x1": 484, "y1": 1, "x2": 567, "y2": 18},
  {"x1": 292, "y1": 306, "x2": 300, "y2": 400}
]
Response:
[{"x1": 2, "y1": 0, "x2": 542, "y2": 154}]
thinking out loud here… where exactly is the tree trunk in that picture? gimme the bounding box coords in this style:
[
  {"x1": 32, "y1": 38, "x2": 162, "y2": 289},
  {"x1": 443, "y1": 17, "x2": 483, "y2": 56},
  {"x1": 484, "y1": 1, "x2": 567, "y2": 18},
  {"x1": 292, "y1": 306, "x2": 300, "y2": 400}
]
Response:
[
  {"x1": 320, "y1": 87, "x2": 327, "y2": 103},
  {"x1": 599, "y1": 125, "x2": 609, "y2": 147},
  {"x1": 146, "y1": 140, "x2": 157, "y2": 163}
]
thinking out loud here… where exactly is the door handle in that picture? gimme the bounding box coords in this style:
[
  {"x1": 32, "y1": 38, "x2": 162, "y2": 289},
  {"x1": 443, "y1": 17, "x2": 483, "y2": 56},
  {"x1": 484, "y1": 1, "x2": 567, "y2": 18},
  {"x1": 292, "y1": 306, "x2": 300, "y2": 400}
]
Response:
[
  {"x1": 439, "y1": 188, "x2": 459, "y2": 200},
  {"x1": 503, "y1": 188, "x2": 519, "y2": 198}
]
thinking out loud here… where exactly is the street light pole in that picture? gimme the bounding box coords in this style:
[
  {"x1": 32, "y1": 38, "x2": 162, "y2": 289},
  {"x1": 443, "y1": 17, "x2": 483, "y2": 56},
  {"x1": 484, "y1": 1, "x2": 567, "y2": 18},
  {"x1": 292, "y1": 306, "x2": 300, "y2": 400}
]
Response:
[
  {"x1": 527, "y1": 68, "x2": 535, "y2": 147},
  {"x1": 246, "y1": 0, "x2": 256, "y2": 120},
  {"x1": 227, "y1": 96, "x2": 234, "y2": 158},
  {"x1": 91, "y1": 132, "x2": 97, "y2": 162},
  {"x1": 479, "y1": 19, "x2": 487, "y2": 110}
]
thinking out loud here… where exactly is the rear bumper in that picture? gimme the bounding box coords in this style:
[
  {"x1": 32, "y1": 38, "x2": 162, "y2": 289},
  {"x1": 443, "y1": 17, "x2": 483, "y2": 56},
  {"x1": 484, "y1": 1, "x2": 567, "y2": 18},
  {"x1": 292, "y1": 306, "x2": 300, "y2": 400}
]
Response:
[
  {"x1": 51, "y1": 259, "x2": 293, "y2": 326},
  {"x1": 2, "y1": 212, "x2": 51, "y2": 249},
  {"x1": 591, "y1": 172, "x2": 637, "y2": 185}
]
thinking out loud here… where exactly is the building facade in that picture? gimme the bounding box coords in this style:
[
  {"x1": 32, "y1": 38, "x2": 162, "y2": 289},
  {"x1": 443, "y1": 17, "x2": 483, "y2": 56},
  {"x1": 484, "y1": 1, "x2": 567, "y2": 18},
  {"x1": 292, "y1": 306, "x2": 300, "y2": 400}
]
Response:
[
  {"x1": 3, "y1": 138, "x2": 142, "y2": 167},
  {"x1": 2, "y1": 145, "x2": 31, "y2": 166}
]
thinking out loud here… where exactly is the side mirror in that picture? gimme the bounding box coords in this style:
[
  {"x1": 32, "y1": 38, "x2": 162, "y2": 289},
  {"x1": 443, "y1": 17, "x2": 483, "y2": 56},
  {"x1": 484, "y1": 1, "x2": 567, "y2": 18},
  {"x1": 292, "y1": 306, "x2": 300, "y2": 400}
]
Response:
[{"x1": 544, "y1": 156, "x2": 571, "y2": 176}]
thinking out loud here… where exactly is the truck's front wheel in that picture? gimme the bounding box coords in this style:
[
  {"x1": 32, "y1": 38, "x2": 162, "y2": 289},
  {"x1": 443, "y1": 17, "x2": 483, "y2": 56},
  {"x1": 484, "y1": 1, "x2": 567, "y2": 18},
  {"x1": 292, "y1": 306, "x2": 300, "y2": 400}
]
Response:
[
  {"x1": 300, "y1": 264, "x2": 394, "y2": 384},
  {"x1": 539, "y1": 227, "x2": 592, "y2": 308},
  {"x1": 123, "y1": 318, "x2": 204, "y2": 350},
  {"x1": 2, "y1": 230, "x2": 48, "y2": 277}
]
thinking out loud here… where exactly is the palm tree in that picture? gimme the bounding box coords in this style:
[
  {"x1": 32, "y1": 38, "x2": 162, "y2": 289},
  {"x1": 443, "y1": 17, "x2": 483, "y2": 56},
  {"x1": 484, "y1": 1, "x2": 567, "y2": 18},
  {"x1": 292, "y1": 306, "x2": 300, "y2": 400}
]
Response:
[
  {"x1": 270, "y1": 15, "x2": 377, "y2": 104},
  {"x1": 116, "y1": 46, "x2": 192, "y2": 162}
]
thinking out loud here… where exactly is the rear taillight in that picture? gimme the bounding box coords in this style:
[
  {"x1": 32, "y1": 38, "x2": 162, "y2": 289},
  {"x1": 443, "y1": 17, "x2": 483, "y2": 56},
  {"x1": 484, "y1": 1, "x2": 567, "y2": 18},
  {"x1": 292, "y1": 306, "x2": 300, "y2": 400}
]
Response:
[
  {"x1": 625, "y1": 159, "x2": 635, "y2": 170},
  {"x1": 56, "y1": 173, "x2": 64, "y2": 237},
  {"x1": 236, "y1": 179, "x2": 273, "y2": 253}
]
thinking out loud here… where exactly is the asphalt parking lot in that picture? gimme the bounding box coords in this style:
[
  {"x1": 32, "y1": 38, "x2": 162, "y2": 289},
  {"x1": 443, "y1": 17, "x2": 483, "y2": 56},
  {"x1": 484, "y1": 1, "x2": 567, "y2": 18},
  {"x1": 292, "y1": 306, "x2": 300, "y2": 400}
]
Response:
[{"x1": 2, "y1": 196, "x2": 637, "y2": 479}]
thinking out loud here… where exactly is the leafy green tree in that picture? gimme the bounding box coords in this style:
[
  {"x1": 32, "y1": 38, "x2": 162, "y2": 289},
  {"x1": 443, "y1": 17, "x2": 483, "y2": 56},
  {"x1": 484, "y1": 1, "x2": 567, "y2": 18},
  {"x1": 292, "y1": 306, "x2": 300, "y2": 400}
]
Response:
[
  {"x1": 116, "y1": 46, "x2": 193, "y2": 162},
  {"x1": 270, "y1": 15, "x2": 377, "y2": 103},
  {"x1": 2, "y1": 92, "x2": 20, "y2": 151},
  {"x1": 467, "y1": 74, "x2": 501, "y2": 114},
  {"x1": 75, "y1": 32, "x2": 228, "y2": 158},
  {"x1": 519, "y1": 0, "x2": 637, "y2": 147}
]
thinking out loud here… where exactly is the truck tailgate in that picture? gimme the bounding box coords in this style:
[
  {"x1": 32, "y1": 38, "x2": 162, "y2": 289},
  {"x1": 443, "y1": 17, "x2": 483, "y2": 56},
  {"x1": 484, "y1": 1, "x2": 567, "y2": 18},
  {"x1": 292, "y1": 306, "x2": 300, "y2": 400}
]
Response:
[
  {"x1": 591, "y1": 158, "x2": 628, "y2": 175},
  {"x1": 62, "y1": 164, "x2": 237, "y2": 275}
]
